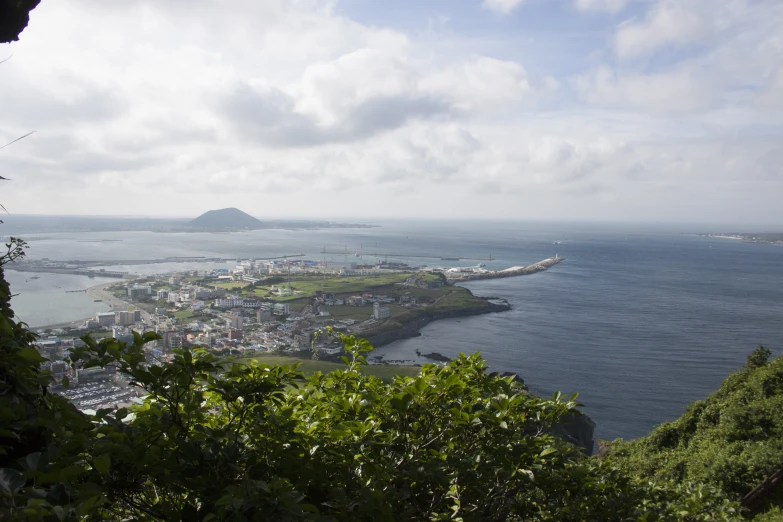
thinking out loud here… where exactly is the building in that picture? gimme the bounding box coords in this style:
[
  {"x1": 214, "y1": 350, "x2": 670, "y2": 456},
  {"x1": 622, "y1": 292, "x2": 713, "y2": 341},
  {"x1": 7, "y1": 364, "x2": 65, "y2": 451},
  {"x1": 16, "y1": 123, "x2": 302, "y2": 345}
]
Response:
[
  {"x1": 168, "y1": 335, "x2": 182, "y2": 349},
  {"x1": 127, "y1": 284, "x2": 153, "y2": 299},
  {"x1": 133, "y1": 310, "x2": 142, "y2": 322},
  {"x1": 77, "y1": 366, "x2": 116, "y2": 384},
  {"x1": 226, "y1": 315, "x2": 243, "y2": 330},
  {"x1": 256, "y1": 308, "x2": 272, "y2": 322},
  {"x1": 241, "y1": 299, "x2": 262, "y2": 309},
  {"x1": 96, "y1": 312, "x2": 116, "y2": 327},
  {"x1": 111, "y1": 326, "x2": 134, "y2": 344},
  {"x1": 169, "y1": 275, "x2": 182, "y2": 285},
  {"x1": 373, "y1": 302, "x2": 390, "y2": 321},
  {"x1": 116, "y1": 310, "x2": 136, "y2": 326},
  {"x1": 216, "y1": 295, "x2": 243, "y2": 308},
  {"x1": 157, "y1": 289, "x2": 169, "y2": 299},
  {"x1": 155, "y1": 328, "x2": 182, "y2": 350},
  {"x1": 228, "y1": 329, "x2": 243, "y2": 341}
]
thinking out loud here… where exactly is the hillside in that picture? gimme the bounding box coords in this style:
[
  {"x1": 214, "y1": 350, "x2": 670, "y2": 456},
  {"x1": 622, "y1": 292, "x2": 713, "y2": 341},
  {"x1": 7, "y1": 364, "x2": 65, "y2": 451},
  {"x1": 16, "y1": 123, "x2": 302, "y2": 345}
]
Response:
[
  {"x1": 189, "y1": 207, "x2": 263, "y2": 230},
  {"x1": 608, "y1": 347, "x2": 783, "y2": 520}
]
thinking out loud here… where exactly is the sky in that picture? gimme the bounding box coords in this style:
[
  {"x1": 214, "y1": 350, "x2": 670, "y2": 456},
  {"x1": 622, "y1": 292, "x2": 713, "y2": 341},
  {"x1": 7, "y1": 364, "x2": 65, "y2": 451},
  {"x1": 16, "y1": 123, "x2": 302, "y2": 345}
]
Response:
[{"x1": 0, "y1": 0, "x2": 782, "y2": 224}]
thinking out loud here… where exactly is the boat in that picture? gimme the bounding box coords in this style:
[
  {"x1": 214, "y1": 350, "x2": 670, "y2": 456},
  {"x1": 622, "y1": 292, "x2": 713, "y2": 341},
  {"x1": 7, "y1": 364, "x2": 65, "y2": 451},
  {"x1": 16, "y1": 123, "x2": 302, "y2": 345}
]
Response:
[
  {"x1": 94, "y1": 299, "x2": 103, "y2": 302},
  {"x1": 441, "y1": 257, "x2": 459, "y2": 261},
  {"x1": 29, "y1": 276, "x2": 40, "y2": 280},
  {"x1": 553, "y1": 241, "x2": 562, "y2": 245}
]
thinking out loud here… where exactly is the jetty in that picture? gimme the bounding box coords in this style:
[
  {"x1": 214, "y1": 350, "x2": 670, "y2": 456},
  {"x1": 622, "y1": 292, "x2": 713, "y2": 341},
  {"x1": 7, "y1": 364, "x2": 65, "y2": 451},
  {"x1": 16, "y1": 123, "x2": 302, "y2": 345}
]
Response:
[{"x1": 445, "y1": 257, "x2": 564, "y2": 282}]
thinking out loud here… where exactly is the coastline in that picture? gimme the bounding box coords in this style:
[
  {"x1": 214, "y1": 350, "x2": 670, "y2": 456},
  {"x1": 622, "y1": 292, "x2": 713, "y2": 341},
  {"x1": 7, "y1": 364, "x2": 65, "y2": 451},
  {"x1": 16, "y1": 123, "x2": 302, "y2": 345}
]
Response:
[
  {"x1": 365, "y1": 297, "x2": 511, "y2": 348},
  {"x1": 31, "y1": 281, "x2": 139, "y2": 330}
]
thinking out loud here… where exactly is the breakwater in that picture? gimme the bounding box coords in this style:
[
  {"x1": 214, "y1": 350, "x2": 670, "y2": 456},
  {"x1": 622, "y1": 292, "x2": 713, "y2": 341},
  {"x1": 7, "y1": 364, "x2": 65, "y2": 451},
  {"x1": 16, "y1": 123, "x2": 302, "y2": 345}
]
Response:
[{"x1": 446, "y1": 257, "x2": 564, "y2": 282}]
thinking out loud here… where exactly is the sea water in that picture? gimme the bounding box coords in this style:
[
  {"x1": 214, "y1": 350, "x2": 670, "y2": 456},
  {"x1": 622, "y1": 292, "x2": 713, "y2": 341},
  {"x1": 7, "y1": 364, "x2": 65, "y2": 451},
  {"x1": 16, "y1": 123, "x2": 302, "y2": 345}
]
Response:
[{"x1": 4, "y1": 220, "x2": 783, "y2": 441}]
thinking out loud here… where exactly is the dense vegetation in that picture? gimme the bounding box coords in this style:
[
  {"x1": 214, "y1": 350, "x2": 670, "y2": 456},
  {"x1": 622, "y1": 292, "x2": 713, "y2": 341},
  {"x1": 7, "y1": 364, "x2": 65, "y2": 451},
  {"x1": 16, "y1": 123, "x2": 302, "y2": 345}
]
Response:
[
  {"x1": 0, "y1": 238, "x2": 779, "y2": 520},
  {"x1": 608, "y1": 347, "x2": 783, "y2": 520}
]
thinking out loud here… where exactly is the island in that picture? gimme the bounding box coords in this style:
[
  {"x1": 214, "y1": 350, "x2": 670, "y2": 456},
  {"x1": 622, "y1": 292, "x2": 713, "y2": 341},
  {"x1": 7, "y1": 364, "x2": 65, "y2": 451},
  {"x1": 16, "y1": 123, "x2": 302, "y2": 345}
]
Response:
[
  {"x1": 700, "y1": 233, "x2": 783, "y2": 245},
  {"x1": 188, "y1": 207, "x2": 265, "y2": 231}
]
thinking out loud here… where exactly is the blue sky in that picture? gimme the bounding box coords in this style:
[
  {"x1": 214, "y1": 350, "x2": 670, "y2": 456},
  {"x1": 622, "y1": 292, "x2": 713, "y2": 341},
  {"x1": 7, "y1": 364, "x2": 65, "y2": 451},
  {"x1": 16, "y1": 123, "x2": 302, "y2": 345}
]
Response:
[{"x1": 0, "y1": 0, "x2": 782, "y2": 224}]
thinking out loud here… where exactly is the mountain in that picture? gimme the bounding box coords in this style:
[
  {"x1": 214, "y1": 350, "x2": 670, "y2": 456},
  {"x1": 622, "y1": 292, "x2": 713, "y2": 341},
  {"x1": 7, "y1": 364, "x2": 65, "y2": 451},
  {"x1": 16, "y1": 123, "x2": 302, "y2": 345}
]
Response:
[{"x1": 189, "y1": 208, "x2": 264, "y2": 230}]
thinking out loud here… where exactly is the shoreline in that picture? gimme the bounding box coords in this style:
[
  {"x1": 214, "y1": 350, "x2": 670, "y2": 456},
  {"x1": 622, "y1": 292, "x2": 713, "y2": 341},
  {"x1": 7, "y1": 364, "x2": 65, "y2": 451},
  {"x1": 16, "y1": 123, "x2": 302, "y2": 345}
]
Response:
[
  {"x1": 31, "y1": 281, "x2": 138, "y2": 330},
  {"x1": 364, "y1": 297, "x2": 511, "y2": 348}
]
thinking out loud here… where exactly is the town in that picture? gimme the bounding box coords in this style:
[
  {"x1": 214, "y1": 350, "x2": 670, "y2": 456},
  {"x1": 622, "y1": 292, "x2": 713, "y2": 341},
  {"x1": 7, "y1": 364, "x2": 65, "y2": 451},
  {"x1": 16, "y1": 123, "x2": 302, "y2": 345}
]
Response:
[
  {"x1": 33, "y1": 254, "x2": 563, "y2": 413},
  {"x1": 35, "y1": 258, "x2": 497, "y2": 413}
]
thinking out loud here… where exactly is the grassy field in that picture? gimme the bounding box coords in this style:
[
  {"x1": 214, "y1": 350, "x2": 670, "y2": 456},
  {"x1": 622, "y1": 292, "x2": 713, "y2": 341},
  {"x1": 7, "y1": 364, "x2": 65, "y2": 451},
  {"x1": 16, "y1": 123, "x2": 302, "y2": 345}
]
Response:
[
  {"x1": 322, "y1": 305, "x2": 373, "y2": 320},
  {"x1": 212, "y1": 281, "x2": 251, "y2": 290},
  {"x1": 252, "y1": 273, "x2": 410, "y2": 302},
  {"x1": 173, "y1": 310, "x2": 196, "y2": 320},
  {"x1": 236, "y1": 352, "x2": 421, "y2": 380}
]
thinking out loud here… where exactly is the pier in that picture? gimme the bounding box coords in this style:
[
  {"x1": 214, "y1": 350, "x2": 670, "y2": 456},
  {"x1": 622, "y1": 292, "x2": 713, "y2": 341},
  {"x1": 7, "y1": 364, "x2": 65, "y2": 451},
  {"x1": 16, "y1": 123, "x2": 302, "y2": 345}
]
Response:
[{"x1": 445, "y1": 257, "x2": 564, "y2": 282}]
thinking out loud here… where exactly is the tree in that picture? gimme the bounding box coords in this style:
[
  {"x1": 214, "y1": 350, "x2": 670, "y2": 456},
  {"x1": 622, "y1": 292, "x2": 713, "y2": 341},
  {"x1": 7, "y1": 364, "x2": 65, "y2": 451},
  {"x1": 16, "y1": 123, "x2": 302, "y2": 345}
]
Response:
[{"x1": 0, "y1": 0, "x2": 40, "y2": 44}]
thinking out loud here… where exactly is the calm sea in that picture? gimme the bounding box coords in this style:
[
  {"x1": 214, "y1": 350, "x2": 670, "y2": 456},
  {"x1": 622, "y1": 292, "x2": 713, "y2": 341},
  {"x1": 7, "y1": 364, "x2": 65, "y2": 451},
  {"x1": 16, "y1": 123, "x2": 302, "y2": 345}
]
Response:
[{"x1": 4, "y1": 220, "x2": 782, "y2": 441}]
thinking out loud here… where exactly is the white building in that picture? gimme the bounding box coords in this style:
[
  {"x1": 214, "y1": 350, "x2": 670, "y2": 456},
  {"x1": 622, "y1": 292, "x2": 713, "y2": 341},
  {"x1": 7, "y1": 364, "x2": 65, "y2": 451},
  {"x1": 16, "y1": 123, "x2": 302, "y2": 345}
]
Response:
[
  {"x1": 96, "y1": 312, "x2": 116, "y2": 327},
  {"x1": 216, "y1": 295, "x2": 243, "y2": 308},
  {"x1": 372, "y1": 302, "x2": 390, "y2": 321}
]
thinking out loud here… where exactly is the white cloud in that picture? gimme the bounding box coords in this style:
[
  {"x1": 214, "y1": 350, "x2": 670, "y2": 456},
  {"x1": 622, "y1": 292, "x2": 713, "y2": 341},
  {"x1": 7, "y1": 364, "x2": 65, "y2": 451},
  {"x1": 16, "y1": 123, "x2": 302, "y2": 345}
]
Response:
[
  {"x1": 0, "y1": 0, "x2": 782, "y2": 222},
  {"x1": 574, "y1": 0, "x2": 630, "y2": 14},
  {"x1": 574, "y1": 65, "x2": 717, "y2": 114},
  {"x1": 482, "y1": 0, "x2": 527, "y2": 15},
  {"x1": 615, "y1": 0, "x2": 707, "y2": 60}
]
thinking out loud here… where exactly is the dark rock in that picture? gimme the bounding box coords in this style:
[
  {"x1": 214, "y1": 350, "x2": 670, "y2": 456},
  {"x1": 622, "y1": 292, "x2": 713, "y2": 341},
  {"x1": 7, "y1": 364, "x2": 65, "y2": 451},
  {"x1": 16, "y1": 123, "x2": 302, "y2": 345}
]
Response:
[
  {"x1": 421, "y1": 352, "x2": 451, "y2": 363},
  {"x1": 550, "y1": 411, "x2": 596, "y2": 456}
]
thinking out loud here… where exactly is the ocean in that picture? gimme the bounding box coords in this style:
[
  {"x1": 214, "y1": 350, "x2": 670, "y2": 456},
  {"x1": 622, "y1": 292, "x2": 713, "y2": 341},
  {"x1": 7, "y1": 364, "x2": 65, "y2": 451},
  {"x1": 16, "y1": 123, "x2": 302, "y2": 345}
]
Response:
[{"x1": 3, "y1": 219, "x2": 782, "y2": 442}]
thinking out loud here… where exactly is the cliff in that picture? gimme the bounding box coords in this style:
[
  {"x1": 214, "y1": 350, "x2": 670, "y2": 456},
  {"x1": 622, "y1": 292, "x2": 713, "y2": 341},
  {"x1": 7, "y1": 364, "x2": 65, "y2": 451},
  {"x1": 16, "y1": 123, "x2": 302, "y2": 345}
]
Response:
[{"x1": 365, "y1": 299, "x2": 511, "y2": 348}]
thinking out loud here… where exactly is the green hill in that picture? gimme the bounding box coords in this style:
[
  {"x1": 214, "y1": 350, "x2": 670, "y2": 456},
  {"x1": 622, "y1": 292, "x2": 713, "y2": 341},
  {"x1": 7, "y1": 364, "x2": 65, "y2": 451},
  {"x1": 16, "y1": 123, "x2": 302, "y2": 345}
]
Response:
[{"x1": 608, "y1": 347, "x2": 783, "y2": 520}]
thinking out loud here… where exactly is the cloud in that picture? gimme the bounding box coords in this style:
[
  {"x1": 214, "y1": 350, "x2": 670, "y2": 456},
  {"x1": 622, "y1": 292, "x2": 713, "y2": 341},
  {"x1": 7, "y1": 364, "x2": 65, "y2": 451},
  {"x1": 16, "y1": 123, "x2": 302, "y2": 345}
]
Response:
[
  {"x1": 220, "y1": 80, "x2": 450, "y2": 147},
  {"x1": 574, "y1": 65, "x2": 717, "y2": 114},
  {"x1": 0, "y1": 0, "x2": 782, "y2": 222},
  {"x1": 615, "y1": 0, "x2": 707, "y2": 60},
  {"x1": 574, "y1": 0, "x2": 630, "y2": 14},
  {"x1": 482, "y1": 0, "x2": 527, "y2": 15}
]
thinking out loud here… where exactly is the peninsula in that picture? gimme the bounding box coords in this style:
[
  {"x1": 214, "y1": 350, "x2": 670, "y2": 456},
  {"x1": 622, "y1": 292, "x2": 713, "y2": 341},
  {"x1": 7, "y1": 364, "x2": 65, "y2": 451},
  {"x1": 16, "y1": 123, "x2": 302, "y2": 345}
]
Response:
[{"x1": 700, "y1": 233, "x2": 783, "y2": 245}]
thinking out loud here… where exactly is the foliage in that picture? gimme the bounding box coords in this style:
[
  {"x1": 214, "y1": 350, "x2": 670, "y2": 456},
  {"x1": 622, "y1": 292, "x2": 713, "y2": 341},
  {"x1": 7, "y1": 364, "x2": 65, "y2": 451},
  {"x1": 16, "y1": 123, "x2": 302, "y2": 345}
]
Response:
[
  {"x1": 0, "y1": 0, "x2": 40, "y2": 44},
  {"x1": 608, "y1": 347, "x2": 783, "y2": 519}
]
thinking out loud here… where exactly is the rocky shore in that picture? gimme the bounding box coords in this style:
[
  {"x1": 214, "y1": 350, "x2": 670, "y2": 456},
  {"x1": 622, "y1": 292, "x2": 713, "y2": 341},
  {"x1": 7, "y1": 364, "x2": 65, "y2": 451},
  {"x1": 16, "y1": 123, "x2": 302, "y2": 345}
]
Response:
[{"x1": 365, "y1": 298, "x2": 511, "y2": 348}]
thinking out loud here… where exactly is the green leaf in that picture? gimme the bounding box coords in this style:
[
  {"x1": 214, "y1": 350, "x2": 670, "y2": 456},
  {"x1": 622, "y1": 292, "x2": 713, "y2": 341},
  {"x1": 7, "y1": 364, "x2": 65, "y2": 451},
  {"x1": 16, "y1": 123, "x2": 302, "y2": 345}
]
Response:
[
  {"x1": 540, "y1": 447, "x2": 557, "y2": 457},
  {"x1": 61, "y1": 375, "x2": 69, "y2": 388},
  {"x1": 18, "y1": 346, "x2": 44, "y2": 362},
  {"x1": 24, "y1": 452, "x2": 41, "y2": 472},
  {"x1": 93, "y1": 454, "x2": 110, "y2": 474},
  {"x1": 0, "y1": 468, "x2": 26, "y2": 493}
]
